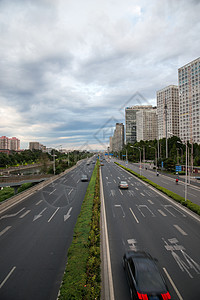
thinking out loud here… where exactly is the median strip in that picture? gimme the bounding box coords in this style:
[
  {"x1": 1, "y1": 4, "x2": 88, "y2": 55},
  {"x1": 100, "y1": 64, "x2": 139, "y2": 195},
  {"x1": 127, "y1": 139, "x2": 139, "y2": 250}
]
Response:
[{"x1": 58, "y1": 161, "x2": 101, "y2": 299}]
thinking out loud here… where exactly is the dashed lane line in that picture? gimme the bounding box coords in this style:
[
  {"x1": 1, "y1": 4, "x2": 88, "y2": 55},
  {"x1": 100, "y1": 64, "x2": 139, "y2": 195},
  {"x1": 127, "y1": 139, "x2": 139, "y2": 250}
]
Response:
[
  {"x1": 173, "y1": 224, "x2": 187, "y2": 236},
  {"x1": 0, "y1": 266, "x2": 16, "y2": 289},
  {"x1": 0, "y1": 226, "x2": 12, "y2": 237}
]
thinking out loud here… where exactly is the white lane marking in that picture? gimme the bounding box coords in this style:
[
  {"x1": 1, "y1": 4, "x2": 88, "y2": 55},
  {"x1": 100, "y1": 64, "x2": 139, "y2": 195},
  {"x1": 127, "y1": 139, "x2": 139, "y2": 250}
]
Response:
[
  {"x1": 114, "y1": 205, "x2": 125, "y2": 218},
  {"x1": 0, "y1": 266, "x2": 16, "y2": 289},
  {"x1": 135, "y1": 187, "x2": 138, "y2": 190},
  {"x1": 158, "y1": 209, "x2": 167, "y2": 216},
  {"x1": 137, "y1": 205, "x2": 155, "y2": 217},
  {"x1": 117, "y1": 176, "x2": 120, "y2": 179},
  {"x1": 127, "y1": 239, "x2": 138, "y2": 251},
  {"x1": 110, "y1": 190, "x2": 116, "y2": 197},
  {"x1": 64, "y1": 207, "x2": 73, "y2": 221},
  {"x1": 36, "y1": 200, "x2": 43, "y2": 206},
  {"x1": 77, "y1": 179, "x2": 80, "y2": 184},
  {"x1": 129, "y1": 208, "x2": 139, "y2": 223},
  {"x1": 148, "y1": 199, "x2": 154, "y2": 204},
  {"x1": 0, "y1": 207, "x2": 25, "y2": 220},
  {"x1": 19, "y1": 210, "x2": 31, "y2": 218},
  {"x1": 187, "y1": 192, "x2": 197, "y2": 197},
  {"x1": 49, "y1": 189, "x2": 56, "y2": 195},
  {"x1": 131, "y1": 183, "x2": 134, "y2": 186},
  {"x1": 48, "y1": 207, "x2": 60, "y2": 222},
  {"x1": 0, "y1": 226, "x2": 12, "y2": 237},
  {"x1": 161, "y1": 180, "x2": 169, "y2": 185},
  {"x1": 68, "y1": 189, "x2": 73, "y2": 195},
  {"x1": 119, "y1": 189, "x2": 123, "y2": 195},
  {"x1": 113, "y1": 179, "x2": 116, "y2": 183},
  {"x1": 163, "y1": 268, "x2": 183, "y2": 300},
  {"x1": 33, "y1": 207, "x2": 47, "y2": 222},
  {"x1": 164, "y1": 205, "x2": 186, "y2": 218},
  {"x1": 140, "y1": 193, "x2": 145, "y2": 196},
  {"x1": 173, "y1": 225, "x2": 188, "y2": 236}
]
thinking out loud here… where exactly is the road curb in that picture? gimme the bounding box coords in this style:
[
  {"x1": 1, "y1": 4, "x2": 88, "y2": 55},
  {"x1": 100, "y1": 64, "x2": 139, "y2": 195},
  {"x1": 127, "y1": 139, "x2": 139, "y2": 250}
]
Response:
[{"x1": 100, "y1": 167, "x2": 115, "y2": 300}]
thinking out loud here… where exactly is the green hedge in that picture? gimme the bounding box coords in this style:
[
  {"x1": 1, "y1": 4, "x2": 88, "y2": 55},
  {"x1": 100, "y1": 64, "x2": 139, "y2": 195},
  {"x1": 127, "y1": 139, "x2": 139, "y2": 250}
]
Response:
[
  {"x1": 115, "y1": 162, "x2": 200, "y2": 216},
  {"x1": 59, "y1": 162, "x2": 101, "y2": 300}
]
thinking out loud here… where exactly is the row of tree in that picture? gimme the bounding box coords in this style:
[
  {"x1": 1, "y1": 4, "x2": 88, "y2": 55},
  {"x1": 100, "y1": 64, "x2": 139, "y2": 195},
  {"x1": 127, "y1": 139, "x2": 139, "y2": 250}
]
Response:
[
  {"x1": 0, "y1": 149, "x2": 93, "y2": 175},
  {"x1": 112, "y1": 136, "x2": 200, "y2": 172}
]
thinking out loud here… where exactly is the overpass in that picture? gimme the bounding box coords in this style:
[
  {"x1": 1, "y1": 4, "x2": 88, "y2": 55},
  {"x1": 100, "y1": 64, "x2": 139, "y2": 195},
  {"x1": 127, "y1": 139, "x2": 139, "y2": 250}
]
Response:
[{"x1": 0, "y1": 174, "x2": 53, "y2": 194}]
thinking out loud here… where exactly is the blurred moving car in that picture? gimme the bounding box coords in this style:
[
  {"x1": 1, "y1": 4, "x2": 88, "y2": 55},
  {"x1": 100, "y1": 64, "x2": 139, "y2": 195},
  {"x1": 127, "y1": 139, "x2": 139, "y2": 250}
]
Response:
[
  {"x1": 81, "y1": 174, "x2": 88, "y2": 182},
  {"x1": 123, "y1": 251, "x2": 171, "y2": 300},
  {"x1": 118, "y1": 181, "x2": 129, "y2": 189}
]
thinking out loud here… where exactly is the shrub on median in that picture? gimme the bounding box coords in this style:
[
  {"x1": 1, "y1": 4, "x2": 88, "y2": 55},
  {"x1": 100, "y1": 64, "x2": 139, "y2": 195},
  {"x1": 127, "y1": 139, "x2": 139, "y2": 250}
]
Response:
[
  {"x1": 59, "y1": 161, "x2": 101, "y2": 300},
  {"x1": 115, "y1": 162, "x2": 200, "y2": 216}
]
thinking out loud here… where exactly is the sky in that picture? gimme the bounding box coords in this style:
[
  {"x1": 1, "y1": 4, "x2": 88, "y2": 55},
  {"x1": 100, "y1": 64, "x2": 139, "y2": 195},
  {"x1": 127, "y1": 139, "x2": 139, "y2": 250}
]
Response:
[{"x1": 0, "y1": 0, "x2": 200, "y2": 151}]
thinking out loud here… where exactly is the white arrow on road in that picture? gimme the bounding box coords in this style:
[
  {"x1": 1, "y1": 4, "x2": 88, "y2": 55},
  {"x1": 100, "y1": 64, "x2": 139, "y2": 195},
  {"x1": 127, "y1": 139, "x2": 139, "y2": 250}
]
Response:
[
  {"x1": 33, "y1": 207, "x2": 47, "y2": 221},
  {"x1": 64, "y1": 207, "x2": 73, "y2": 222},
  {"x1": 0, "y1": 207, "x2": 25, "y2": 220}
]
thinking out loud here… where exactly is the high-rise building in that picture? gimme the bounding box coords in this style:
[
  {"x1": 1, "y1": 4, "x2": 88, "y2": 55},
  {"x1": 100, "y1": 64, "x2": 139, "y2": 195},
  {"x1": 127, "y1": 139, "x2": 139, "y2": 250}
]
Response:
[
  {"x1": 136, "y1": 107, "x2": 158, "y2": 142},
  {"x1": 0, "y1": 136, "x2": 20, "y2": 150},
  {"x1": 157, "y1": 85, "x2": 179, "y2": 139},
  {"x1": 9, "y1": 137, "x2": 20, "y2": 151},
  {"x1": 178, "y1": 57, "x2": 200, "y2": 144},
  {"x1": 125, "y1": 105, "x2": 155, "y2": 144},
  {"x1": 111, "y1": 123, "x2": 124, "y2": 152},
  {"x1": 29, "y1": 142, "x2": 45, "y2": 151}
]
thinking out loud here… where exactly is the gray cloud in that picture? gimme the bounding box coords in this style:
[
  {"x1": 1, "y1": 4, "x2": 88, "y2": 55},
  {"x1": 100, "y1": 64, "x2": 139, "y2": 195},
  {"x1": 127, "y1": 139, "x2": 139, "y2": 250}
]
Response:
[{"x1": 0, "y1": 0, "x2": 199, "y2": 150}]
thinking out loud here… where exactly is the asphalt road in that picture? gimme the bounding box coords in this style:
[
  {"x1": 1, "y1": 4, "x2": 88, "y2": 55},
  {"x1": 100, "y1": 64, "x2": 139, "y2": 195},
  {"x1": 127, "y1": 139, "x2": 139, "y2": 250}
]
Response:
[
  {"x1": 114, "y1": 158, "x2": 200, "y2": 206},
  {"x1": 0, "y1": 160, "x2": 95, "y2": 300},
  {"x1": 101, "y1": 159, "x2": 200, "y2": 300}
]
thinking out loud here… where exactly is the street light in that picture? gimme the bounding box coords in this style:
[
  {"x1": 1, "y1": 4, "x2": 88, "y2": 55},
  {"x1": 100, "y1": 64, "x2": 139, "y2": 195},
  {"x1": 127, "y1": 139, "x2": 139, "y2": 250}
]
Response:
[
  {"x1": 149, "y1": 145, "x2": 157, "y2": 175},
  {"x1": 131, "y1": 146, "x2": 142, "y2": 176},
  {"x1": 177, "y1": 141, "x2": 187, "y2": 201},
  {"x1": 52, "y1": 144, "x2": 62, "y2": 175}
]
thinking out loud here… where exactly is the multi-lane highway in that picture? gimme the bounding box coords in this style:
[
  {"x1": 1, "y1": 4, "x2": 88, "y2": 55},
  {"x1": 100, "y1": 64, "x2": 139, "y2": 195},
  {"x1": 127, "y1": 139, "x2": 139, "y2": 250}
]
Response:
[
  {"x1": 101, "y1": 159, "x2": 200, "y2": 299},
  {"x1": 114, "y1": 158, "x2": 200, "y2": 206},
  {"x1": 0, "y1": 160, "x2": 95, "y2": 300}
]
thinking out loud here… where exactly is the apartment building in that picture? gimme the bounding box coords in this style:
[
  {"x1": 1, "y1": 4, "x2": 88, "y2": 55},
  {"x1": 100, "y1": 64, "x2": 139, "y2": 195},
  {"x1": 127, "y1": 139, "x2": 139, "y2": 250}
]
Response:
[
  {"x1": 125, "y1": 105, "x2": 155, "y2": 144},
  {"x1": 0, "y1": 136, "x2": 20, "y2": 151},
  {"x1": 29, "y1": 142, "x2": 46, "y2": 151},
  {"x1": 136, "y1": 107, "x2": 158, "y2": 142},
  {"x1": 178, "y1": 57, "x2": 200, "y2": 144},
  {"x1": 157, "y1": 85, "x2": 179, "y2": 139},
  {"x1": 111, "y1": 123, "x2": 124, "y2": 152}
]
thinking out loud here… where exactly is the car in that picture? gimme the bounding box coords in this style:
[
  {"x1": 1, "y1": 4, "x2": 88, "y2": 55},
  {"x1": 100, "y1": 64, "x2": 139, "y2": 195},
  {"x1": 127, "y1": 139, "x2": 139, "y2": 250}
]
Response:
[
  {"x1": 81, "y1": 174, "x2": 88, "y2": 182},
  {"x1": 100, "y1": 162, "x2": 104, "y2": 166},
  {"x1": 118, "y1": 181, "x2": 128, "y2": 189},
  {"x1": 123, "y1": 251, "x2": 171, "y2": 300},
  {"x1": 86, "y1": 162, "x2": 90, "y2": 165}
]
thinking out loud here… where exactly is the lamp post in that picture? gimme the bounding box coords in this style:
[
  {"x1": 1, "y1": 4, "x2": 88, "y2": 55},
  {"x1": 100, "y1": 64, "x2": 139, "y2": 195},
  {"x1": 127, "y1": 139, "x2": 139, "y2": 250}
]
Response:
[
  {"x1": 52, "y1": 144, "x2": 62, "y2": 175},
  {"x1": 149, "y1": 145, "x2": 157, "y2": 175},
  {"x1": 177, "y1": 141, "x2": 187, "y2": 201},
  {"x1": 131, "y1": 146, "x2": 142, "y2": 175}
]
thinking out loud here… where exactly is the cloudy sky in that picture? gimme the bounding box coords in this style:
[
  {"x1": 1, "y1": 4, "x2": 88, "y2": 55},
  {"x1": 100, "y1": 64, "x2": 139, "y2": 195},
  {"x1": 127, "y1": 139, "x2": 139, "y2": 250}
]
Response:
[{"x1": 0, "y1": 0, "x2": 200, "y2": 150}]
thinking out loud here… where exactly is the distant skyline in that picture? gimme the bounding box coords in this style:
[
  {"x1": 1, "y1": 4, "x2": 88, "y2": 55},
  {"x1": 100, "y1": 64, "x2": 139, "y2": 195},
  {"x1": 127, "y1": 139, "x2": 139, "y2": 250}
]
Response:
[{"x1": 0, "y1": 0, "x2": 200, "y2": 150}]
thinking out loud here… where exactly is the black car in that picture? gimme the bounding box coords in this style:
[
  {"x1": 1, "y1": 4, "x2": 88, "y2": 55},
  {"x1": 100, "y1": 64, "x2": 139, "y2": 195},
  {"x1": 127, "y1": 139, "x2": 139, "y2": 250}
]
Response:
[{"x1": 123, "y1": 251, "x2": 171, "y2": 300}]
